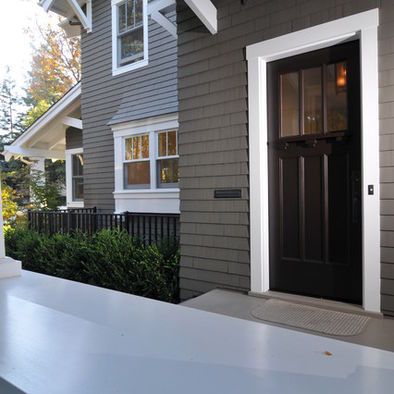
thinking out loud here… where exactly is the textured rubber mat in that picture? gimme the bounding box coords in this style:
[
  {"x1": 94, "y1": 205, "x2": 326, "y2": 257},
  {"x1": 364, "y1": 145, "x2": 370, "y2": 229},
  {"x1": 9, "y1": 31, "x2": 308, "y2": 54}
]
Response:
[{"x1": 251, "y1": 299, "x2": 370, "y2": 336}]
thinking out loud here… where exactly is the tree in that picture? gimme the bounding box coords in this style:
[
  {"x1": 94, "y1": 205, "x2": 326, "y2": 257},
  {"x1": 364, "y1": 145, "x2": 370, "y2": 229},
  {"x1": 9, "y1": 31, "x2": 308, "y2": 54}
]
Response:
[
  {"x1": 2, "y1": 183, "x2": 18, "y2": 223},
  {"x1": 24, "y1": 23, "x2": 81, "y2": 127},
  {"x1": 28, "y1": 168, "x2": 64, "y2": 210},
  {"x1": 0, "y1": 68, "x2": 25, "y2": 144}
]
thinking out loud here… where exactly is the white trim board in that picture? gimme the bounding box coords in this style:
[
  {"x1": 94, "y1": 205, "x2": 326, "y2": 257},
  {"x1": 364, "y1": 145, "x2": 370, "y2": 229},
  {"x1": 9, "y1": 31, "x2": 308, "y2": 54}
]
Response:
[
  {"x1": 65, "y1": 148, "x2": 84, "y2": 209},
  {"x1": 246, "y1": 9, "x2": 380, "y2": 313}
]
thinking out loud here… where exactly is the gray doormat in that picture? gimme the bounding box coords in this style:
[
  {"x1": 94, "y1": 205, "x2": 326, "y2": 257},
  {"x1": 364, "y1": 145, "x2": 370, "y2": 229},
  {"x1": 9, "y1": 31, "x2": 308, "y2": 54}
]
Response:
[{"x1": 250, "y1": 299, "x2": 370, "y2": 336}]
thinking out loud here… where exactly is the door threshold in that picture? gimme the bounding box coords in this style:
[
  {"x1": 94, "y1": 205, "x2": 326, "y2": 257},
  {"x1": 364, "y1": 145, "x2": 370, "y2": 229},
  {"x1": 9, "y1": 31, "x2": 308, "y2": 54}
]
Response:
[{"x1": 248, "y1": 290, "x2": 383, "y2": 319}]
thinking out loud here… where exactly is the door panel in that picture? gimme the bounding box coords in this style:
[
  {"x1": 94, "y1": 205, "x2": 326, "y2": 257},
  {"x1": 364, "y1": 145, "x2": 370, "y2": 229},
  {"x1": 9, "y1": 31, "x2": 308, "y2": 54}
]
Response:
[
  {"x1": 268, "y1": 41, "x2": 362, "y2": 304},
  {"x1": 304, "y1": 155, "x2": 323, "y2": 262}
]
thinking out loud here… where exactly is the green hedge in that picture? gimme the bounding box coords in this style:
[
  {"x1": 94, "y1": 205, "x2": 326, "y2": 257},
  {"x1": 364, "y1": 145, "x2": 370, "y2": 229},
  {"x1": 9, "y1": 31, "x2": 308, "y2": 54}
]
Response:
[{"x1": 5, "y1": 227, "x2": 179, "y2": 303}]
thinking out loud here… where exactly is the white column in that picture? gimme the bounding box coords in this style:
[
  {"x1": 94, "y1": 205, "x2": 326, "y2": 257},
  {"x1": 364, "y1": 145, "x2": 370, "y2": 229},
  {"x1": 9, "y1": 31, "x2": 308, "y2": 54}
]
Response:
[
  {"x1": 30, "y1": 157, "x2": 46, "y2": 183},
  {"x1": 30, "y1": 157, "x2": 46, "y2": 207},
  {"x1": 0, "y1": 180, "x2": 22, "y2": 279}
]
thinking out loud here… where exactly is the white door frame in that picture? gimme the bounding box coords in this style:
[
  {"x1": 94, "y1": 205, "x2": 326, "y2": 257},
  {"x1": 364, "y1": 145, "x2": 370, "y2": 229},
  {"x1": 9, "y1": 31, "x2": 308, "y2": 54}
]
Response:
[{"x1": 246, "y1": 9, "x2": 380, "y2": 313}]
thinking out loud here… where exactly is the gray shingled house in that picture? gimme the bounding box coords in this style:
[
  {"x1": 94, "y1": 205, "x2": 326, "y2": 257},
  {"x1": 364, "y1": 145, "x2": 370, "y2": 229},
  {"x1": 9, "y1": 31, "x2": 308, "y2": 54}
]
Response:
[{"x1": 5, "y1": 0, "x2": 394, "y2": 317}]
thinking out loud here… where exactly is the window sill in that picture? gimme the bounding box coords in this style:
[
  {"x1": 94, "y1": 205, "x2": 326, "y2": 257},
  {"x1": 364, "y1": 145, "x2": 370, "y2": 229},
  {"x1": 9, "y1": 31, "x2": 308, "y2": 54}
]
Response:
[
  {"x1": 67, "y1": 201, "x2": 84, "y2": 208},
  {"x1": 114, "y1": 189, "x2": 179, "y2": 198},
  {"x1": 112, "y1": 58, "x2": 149, "y2": 76}
]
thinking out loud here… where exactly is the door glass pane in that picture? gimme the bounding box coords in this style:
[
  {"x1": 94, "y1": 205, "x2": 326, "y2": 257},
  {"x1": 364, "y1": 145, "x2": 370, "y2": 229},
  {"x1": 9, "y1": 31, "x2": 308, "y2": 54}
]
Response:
[
  {"x1": 327, "y1": 62, "x2": 348, "y2": 132},
  {"x1": 167, "y1": 131, "x2": 177, "y2": 156},
  {"x1": 303, "y1": 67, "x2": 322, "y2": 134},
  {"x1": 280, "y1": 72, "x2": 299, "y2": 137},
  {"x1": 124, "y1": 161, "x2": 150, "y2": 188}
]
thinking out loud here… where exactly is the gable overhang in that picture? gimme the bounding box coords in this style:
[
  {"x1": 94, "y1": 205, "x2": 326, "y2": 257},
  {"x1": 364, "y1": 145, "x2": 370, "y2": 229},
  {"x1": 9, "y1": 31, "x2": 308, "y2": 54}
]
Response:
[
  {"x1": 185, "y1": 0, "x2": 217, "y2": 35},
  {"x1": 39, "y1": 0, "x2": 92, "y2": 33},
  {"x1": 3, "y1": 83, "x2": 82, "y2": 162}
]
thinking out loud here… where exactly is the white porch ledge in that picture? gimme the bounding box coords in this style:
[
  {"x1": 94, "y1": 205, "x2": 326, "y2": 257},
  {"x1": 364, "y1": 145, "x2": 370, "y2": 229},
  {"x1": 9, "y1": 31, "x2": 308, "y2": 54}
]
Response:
[
  {"x1": 0, "y1": 257, "x2": 21, "y2": 279},
  {"x1": 0, "y1": 271, "x2": 394, "y2": 393}
]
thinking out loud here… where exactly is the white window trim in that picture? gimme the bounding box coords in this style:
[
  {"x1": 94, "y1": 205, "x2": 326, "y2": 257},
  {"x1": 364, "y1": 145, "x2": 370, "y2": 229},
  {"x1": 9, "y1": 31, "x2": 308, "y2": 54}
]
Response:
[
  {"x1": 113, "y1": 114, "x2": 179, "y2": 194},
  {"x1": 65, "y1": 148, "x2": 84, "y2": 208},
  {"x1": 246, "y1": 9, "x2": 380, "y2": 313},
  {"x1": 111, "y1": 0, "x2": 149, "y2": 76}
]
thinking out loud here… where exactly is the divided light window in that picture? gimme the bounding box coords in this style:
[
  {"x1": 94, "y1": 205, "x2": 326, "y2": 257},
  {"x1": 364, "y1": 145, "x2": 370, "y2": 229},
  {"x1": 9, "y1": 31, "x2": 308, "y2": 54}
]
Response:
[
  {"x1": 123, "y1": 130, "x2": 179, "y2": 190},
  {"x1": 113, "y1": 0, "x2": 147, "y2": 73},
  {"x1": 157, "y1": 130, "x2": 178, "y2": 188},
  {"x1": 280, "y1": 62, "x2": 348, "y2": 137},
  {"x1": 72, "y1": 154, "x2": 84, "y2": 201},
  {"x1": 124, "y1": 134, "x2": 150, "y2": 189}
]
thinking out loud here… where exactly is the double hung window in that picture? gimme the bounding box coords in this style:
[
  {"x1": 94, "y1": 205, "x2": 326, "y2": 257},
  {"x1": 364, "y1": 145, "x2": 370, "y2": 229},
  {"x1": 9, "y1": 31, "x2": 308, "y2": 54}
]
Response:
[
  {"x1": 112, "y1": 0, "x2": 148, "y2": 74},
  {"x1": 121, "y1": 129, "x2": 179, "y2": 190}
]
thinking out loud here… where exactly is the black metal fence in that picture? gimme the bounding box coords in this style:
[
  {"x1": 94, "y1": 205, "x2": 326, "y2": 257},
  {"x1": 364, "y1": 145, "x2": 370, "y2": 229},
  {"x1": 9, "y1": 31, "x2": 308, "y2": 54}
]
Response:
[{"x1": 27, "y1": 208, "x2": 180, "y2": 245}]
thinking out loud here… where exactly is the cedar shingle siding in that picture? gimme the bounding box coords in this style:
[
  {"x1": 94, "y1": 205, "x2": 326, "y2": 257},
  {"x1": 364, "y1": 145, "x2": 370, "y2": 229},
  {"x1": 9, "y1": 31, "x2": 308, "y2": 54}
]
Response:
[
  {"x1": 379, "y1": 0, "x2": 394, "y2": 316},
  {"x1": 65, "y1": 127, "x2": 82, "y2": 150},
  {"x1": 177, "y1": 0, "x2": 394, "y2": 315},
  {"x1": 80, "y1": 0, "x2": 177, "y2": 212}
]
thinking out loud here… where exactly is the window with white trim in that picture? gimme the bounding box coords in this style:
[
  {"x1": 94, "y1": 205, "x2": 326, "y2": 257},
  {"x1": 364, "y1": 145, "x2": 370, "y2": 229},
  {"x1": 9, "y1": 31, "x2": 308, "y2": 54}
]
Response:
[
  {"x1": 124, "y1": 134, "x2": 150, "y2": 189},
  {"x1": 157, "y1": 130, "x2": 178, "y2": 188},
  {"x1": 112, "y1": 0, "x2": 148, "y2": 75},
  {"x1": 121, "y1": 129, "x2": 179, "y2": 190},
  {"x1": 72, "y1": 153, "x2": 84, "y2": 200}
]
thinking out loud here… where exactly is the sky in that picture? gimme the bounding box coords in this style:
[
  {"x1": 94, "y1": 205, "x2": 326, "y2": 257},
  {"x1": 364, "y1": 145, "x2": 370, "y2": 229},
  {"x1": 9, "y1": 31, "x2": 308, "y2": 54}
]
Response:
[{"x1": 0, "y1": 0, "x2": 57, "y2": 96}]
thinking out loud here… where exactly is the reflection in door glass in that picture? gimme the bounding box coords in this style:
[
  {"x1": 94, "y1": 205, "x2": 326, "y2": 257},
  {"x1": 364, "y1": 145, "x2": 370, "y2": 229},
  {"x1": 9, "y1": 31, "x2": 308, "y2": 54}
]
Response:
[
  {"x1": 303, "y1": 67, "x2": 322, "y2": 134},
  {"x1": 280, "y1": 72, "x2": 299, "y2": 137},
  {"x1": 327, "y1": 62, "x2": 348, "y2": 132}
]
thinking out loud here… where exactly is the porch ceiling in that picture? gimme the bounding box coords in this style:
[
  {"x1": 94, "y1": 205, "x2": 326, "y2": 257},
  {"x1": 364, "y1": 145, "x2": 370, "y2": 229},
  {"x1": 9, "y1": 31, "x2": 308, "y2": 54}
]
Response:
[{"x1": 3, "y1": 83, "x2": 81, "y2": 162}]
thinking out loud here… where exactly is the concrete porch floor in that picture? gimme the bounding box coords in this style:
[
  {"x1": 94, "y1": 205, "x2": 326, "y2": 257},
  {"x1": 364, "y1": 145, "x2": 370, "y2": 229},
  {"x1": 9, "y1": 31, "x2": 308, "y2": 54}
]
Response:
[{"x1": 182, "y1": 289, "x2": 394, "y2": 352}]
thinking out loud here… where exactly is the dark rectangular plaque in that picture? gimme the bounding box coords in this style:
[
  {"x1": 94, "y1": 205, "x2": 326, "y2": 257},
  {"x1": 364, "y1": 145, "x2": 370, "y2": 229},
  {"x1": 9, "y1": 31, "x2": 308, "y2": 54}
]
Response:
[{"x1": 214, "y1": 189, "x2": 242, "y2": 199}]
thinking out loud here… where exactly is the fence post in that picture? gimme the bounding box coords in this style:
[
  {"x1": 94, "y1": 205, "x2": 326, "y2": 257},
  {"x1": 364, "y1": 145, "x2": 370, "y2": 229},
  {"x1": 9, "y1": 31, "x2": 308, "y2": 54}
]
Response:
[
  {"x1": 124, "y1": 211, "x2": 130, "y2": 234},
  {"x1": 67, "y1": 210, "x2": 71, "y2": 233},
  {"x1": 27, "y1": 210, "x2": 31, "y2": 230}
]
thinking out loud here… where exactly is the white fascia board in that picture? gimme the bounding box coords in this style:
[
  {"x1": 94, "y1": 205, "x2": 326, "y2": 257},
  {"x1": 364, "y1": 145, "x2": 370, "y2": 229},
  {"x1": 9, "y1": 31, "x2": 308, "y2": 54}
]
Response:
[
  {"x1": 9, "y1": 83, "x2": 81, "y2": 149},
  {"x1": 3, "y1": 146, "x2": 65, "y2": 160},
  {"x1": 151, "y1": 11, "x2": 177, "y2": 38},
  {"x1": 184, "y1": 0, "x2": 217, "y2": 35}
]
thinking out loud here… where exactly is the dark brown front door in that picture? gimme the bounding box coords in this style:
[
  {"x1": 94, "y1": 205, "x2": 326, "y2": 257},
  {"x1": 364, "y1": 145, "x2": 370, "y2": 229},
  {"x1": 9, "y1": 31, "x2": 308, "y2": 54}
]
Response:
[{"x1": 267, "y1": 41, "x2": 362, "y2": 304}]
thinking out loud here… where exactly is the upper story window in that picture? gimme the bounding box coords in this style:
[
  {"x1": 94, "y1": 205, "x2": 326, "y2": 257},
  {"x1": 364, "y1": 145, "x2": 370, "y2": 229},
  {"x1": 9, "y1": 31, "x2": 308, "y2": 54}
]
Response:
[{"x1": 112, "y1": 0, "x2": 148, "y2": 76}]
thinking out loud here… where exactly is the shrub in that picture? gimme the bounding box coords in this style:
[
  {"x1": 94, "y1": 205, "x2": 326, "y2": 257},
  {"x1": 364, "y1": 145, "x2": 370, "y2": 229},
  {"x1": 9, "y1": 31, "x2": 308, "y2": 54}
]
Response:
[{"x1": 5, "y1": 227, "x2": 179, "y2": 303}]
